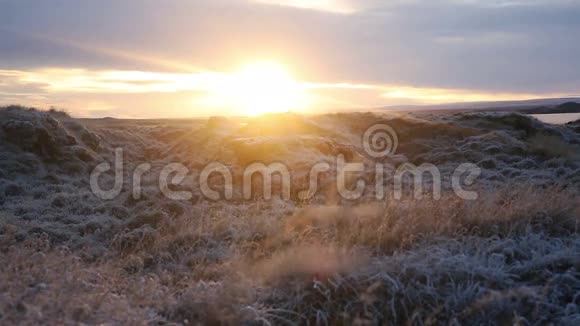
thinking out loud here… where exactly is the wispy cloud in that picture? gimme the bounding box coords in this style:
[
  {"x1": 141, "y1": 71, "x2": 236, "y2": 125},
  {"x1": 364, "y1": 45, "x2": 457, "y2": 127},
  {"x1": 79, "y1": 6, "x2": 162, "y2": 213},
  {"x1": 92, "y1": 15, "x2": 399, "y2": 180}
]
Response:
[
  {"x1": 252, "y1": 0, "x2": 356, "y2": 14},
  {"x1": 380, "y1": 86, "x2": 553, "y2": 104},
  {"x1": 0, "y1": 68, "x2": 222, "y2": 94},
  {"x1": 1, "y1": 67, "x2": 571, "y2": 117}
]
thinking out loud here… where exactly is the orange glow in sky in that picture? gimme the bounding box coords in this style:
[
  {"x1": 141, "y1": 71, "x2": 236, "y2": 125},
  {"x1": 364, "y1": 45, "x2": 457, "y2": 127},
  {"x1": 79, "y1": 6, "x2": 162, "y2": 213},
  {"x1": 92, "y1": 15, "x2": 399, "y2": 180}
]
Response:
[{"x1": 0, "y1": 61, "x2": 573, "y2": 118}]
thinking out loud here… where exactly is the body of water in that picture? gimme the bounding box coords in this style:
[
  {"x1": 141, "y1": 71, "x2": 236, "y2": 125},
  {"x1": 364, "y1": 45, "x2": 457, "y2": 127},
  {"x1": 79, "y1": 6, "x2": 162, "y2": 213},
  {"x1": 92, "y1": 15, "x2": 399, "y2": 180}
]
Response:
[{"x1": 530, "y1": 113, "x2": 580, "y2": 124}]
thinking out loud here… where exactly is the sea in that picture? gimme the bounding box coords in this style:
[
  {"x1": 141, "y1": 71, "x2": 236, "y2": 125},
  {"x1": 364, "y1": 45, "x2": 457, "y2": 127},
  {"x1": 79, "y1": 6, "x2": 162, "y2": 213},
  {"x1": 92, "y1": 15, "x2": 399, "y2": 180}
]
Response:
[{"x1": 530, "y1": 113, "x2": 580, "y2": 124}]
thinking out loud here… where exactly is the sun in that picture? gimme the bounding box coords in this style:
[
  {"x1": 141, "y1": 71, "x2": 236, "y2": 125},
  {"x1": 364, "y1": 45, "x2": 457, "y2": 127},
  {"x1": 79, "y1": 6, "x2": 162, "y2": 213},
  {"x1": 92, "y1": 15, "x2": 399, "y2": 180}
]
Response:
[{"x1": 209, "y1": 61, "x2": 308, "y2": 116}]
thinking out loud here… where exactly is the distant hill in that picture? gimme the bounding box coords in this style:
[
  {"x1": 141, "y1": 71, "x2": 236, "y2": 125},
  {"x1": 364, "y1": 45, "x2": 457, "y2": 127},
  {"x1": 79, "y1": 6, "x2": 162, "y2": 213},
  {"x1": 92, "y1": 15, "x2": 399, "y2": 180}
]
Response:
[
  {"x1": 518, "y1": 102, "x2": 580, "y2": 114},
  {"x1": 377, "y1": 97, "x2": 580, "y2": 113}
]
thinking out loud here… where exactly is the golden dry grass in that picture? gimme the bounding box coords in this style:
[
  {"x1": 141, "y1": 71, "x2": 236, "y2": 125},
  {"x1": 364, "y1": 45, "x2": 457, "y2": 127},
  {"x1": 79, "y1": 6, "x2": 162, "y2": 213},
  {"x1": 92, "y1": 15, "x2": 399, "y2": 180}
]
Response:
[{"x1": 2, "y1": 185, "x2": 578, "y2": 324}]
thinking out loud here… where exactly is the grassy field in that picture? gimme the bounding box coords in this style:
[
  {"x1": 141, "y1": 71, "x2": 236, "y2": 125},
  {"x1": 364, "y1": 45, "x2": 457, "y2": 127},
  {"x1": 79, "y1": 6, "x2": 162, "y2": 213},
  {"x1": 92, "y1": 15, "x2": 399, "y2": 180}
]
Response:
[{"x1": 1, "y1": 106, "x2": 579, "y2": 325}]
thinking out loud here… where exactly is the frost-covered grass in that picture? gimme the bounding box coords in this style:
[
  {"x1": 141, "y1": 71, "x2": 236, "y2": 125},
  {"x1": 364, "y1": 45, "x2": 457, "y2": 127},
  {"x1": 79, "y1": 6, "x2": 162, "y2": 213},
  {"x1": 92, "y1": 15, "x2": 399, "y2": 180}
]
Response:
[
  {"x1": 1, "y1": 185, "x2": 578, "y2": 325},
  {"x1": 1, "y1": 106, "x2": 579, "y2": 324}
]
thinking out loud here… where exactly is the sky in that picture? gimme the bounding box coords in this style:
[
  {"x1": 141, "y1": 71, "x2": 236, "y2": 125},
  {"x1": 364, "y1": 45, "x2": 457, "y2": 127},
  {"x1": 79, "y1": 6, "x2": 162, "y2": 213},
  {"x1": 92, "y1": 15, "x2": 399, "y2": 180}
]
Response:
[{"x1": 1, "y1": 0, "x2": 579, "y2": 118}]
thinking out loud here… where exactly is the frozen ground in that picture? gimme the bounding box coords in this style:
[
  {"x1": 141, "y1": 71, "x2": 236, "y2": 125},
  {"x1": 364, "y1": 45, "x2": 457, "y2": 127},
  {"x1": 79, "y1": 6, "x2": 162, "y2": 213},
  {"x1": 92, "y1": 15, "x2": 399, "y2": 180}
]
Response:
[{"x1": 0, "y1": 105, "x2": 579, "y2": 324}]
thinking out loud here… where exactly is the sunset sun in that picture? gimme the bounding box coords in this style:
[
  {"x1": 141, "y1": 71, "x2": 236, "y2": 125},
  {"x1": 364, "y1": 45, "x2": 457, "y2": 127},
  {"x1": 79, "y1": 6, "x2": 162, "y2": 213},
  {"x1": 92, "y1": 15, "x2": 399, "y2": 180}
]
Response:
[{"x1": 210, "y1": 61, "x2": 308, "y2": 116}]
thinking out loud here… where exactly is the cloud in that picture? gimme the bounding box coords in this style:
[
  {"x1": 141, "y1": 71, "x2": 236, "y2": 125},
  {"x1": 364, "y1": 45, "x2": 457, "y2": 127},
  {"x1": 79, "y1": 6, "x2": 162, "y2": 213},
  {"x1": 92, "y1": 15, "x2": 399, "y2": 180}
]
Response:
[
  {"x1": 1, "y1": 0, "x2": 580, "y2": 116},
  {"x1": 0, "y1": 70, "x2": 48, "y2": 95},
  {"x1": 252, "y1": 0, "x2": 356, "y2": 14},
  {"x1": 0, "y1": 66, "x2": 575, "y2": 117},
  {"x1": 1, "y1": 68, "x2": 222, "y2": 94},
  {"x1": 379, "y1": 86, "x2": 555, "y2": 104}
]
